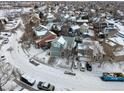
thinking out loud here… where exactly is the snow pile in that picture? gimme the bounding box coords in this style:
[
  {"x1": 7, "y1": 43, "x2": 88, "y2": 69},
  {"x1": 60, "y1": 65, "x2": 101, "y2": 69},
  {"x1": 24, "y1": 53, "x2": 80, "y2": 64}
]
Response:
[{"x1": 55, "y1": 58, "x2": 70, "y2": 69}]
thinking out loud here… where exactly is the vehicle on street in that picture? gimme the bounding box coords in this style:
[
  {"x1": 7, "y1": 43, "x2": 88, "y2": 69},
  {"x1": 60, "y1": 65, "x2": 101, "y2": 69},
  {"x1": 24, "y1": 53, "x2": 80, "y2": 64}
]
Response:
[
  {"x1": 86, "y1": 62, "x2": 92, "y2": 71},
  {"x1": 101, "y1": 72, "x2": 124, "y2": 81},
  {"x1": 0, "y1": 55, "x2": 6, "y2": 61},
  {"x1": 64, "y1": 70, "x2": 76, "y2": 76},
  {"x1": 2, "y1": 38, "x2": 9, "y2": 44},
  {"x1": 37, "y1": 81, "x2": 55, "y2": 91},
  {"x1": 79, "y1": 62, "x2": 85, "y2": 72},
  {"x1": 29, "y1": 58, "x2": 40, "y2": 66},
  {"x1": 20, "y1": 74, "x2": 36, "y2": 86}
]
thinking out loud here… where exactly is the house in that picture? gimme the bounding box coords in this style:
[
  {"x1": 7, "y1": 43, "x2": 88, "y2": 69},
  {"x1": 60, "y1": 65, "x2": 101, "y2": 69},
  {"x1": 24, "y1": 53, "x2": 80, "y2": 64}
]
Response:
[
  {"x1": 113, "y1": 48, "x2": 124, "y2": 62},
  {"x1": 77, "y1": 38, "x2": 105, "y2": 62},
  {"x1": 61, "y1": 23, "x2": 69, "y2": 36},
  {"x1": 33, "y1": 25, "x2": 57, "y2": 48},
  {"x1": 77, "y1": 43, "x2": 93, "y2": 59},
  {"x1": 47, "y1": 12, "x2": 55, "y2": 22},
  {"x1": 80, "y1": 23, "x2": 89, "y2": 33},
  {"x1": 50, "y1": 36, "x2": 75, "y2": 57},
  {"x1": 33, "y1": 25, "x2": 49, "y2": 37},
  {"x1": 102, "y1": 37, "x2": 124, "y2": 61},
  {"x1": 68, "y1": 25, "x2": 80, "y2": 36},
  {"x1": 46, "y1": 8, "x2": 56, "y2": 22},
  {"x1": 34, "y1": 31, "x2": 57, "y2": 48},
  {"x1": 103, "y1": 27, "x2": 118, "y2": 37},
  {"x1": 76, "y1": 16, "x2": 89, "y2": 25},
  {"x1": 50, "y1": 24, "x2": 61, "y2": 36}
]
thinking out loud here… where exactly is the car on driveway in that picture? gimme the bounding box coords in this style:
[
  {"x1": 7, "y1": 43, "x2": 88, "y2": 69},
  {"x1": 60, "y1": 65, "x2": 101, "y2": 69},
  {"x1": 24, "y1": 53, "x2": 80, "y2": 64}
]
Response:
[
  {"x1": 86, "y1": 62, "x2": 92, "y2": 71},
  {"x1": 37, "y1": 81, "x2": 55, "y2": 91},
  {"x1": 79, "y1": 62, "x2": 85, "y2": 72},
  {"x1": 73, "y1": 62, "x2": 78, "y2": 69}
]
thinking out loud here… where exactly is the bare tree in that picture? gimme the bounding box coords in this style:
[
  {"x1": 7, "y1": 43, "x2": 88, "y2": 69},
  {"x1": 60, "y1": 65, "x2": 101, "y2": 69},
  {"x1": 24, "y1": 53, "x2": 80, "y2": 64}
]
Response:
[{"x1": 0, "y1": 62, "x2": 13, "y2": 91}]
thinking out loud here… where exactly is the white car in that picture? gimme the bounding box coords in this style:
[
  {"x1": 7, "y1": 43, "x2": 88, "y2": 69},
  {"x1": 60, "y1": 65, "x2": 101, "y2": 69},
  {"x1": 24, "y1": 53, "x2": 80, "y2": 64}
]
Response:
[
  {"x1": 20, "y1": 74, "x2": 36, "y2": 86},
  {"x1": 79, "y1": 62, "x2": 86, "y2": 72},
  {"x1": 29, "y1": 58, "x2": 40, "y2": 66},
  {"x1": 73, "y1": 62, "x2": 78, "y2": 69}
]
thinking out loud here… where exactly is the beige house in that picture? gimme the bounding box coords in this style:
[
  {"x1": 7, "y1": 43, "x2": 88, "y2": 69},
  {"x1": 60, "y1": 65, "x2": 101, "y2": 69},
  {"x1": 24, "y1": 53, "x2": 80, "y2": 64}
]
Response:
[{"x1": 102, "y1": 37, "x2": 124, "y2": 62}]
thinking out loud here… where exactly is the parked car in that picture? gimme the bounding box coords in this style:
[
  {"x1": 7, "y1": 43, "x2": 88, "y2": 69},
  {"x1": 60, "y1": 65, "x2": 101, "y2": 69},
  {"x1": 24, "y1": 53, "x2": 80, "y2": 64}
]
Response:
[
  {"x1": 73, "y1": 62, "x2": 78, "y2": 69},
  {"x1": 86, "y1": 62, "x2": 92, "y2": 71},
  {"x1": 101, "y1": 72, "x2": 124, "y2": 81},
  {"x1": 37, "y1": 81, "x2": 55, "y2": 91},
  {"x1": 2, "y1": 38, "x2": 9, "y2": 44},
  {"x1": 79, "y1": 62, "x2": 85, "y2": 72},
  {"x1": 20, "y1": 74, "x2": 36, "y2": 86},
  {"x1": 64, "y1": 70, "x2": 76, "y2": 76},
  {"x1": 29, "y1": 58, "x2": 40, "y2": 66},
  {"x1": 1, "y1": 55, "x2": 6, "y2": 61}
]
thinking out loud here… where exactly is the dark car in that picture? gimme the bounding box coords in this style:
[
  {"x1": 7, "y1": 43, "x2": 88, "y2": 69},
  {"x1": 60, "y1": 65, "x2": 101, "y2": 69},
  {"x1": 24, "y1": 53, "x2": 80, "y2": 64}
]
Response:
[
  {"x1": 86, "y1": 62, "x2": 92, "y2": 71},
  {"x1": 2, "y1": 38, "x2": 9, "y2": 44},
  {"x1": 37, "y1": 81, "x2": 55, "y2": 91},
  {"x1": 1, "y1": 55, "x2": 6, "y2": 61},
  {"x1": 64, "y1": 71, "x2": 76, "y2": 76}
]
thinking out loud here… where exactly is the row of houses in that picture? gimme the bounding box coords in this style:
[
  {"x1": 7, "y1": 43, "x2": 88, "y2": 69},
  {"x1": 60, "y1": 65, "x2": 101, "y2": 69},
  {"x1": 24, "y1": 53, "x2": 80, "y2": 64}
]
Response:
[{"x1": 20, "y1": 2, "x2": 124, "y2": 64}]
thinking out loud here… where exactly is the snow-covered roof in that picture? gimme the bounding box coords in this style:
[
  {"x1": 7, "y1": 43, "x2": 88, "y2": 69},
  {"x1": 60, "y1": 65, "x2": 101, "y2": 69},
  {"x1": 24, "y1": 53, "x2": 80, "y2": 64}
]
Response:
[
  {"x1": 113, "y1": 48, "x2": 124, "y2": 56},
  {"x1": 35, "y1": 30, "x2": 47, "y2": 36},
  {"x1": 91, "y1": 9, "x2": 96, "y2": 13},
  {"x1": 64, "y1": 14, "x2": 69, "y2": 19},
  {"x1": 108, "y1": 36, "x2": 124, "y2": 46},
  {"x1": 83, "y1": 23, "x2": 88, "y2": 27},
  {"x1": 34, "y1": 25, "x2": 48, "y2": 36},
  {"x1": 76, "y1": 19, "x2": 89, "y2": 23},
  {"x1": 69, "y1": 16, "x2": 76, "y2": 21},
  {"x1": 78, "y1": 44, "x2": 83, "y2": 50},
  {"x1": 83, "y1": 30, "x2": 94, "y2": 36},
  {"x1": 47, "y1": 13, "x2": 54, "y2": 19},
  {"x1": 106, "y1": 40, "x2": 116, "y2": 46},
  {"x1": 57, "y1": 36, "x2": 66, "y2": 45},
  {"x1": 117, "y1": 10, "x2": 124, "y2": 16},
  {"x1": 71, "y1": 25, "x2": 80, "y2": 30}
]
